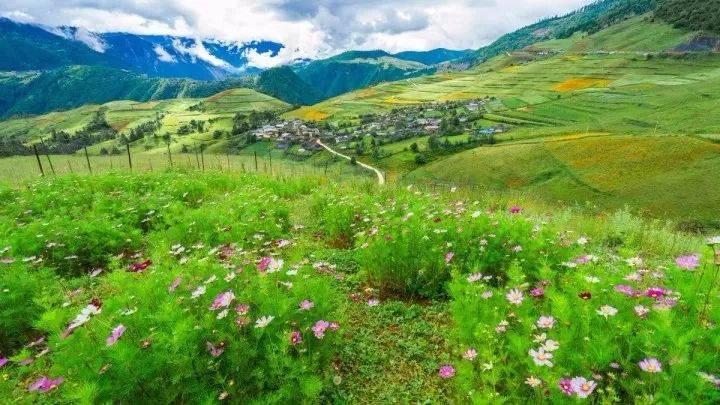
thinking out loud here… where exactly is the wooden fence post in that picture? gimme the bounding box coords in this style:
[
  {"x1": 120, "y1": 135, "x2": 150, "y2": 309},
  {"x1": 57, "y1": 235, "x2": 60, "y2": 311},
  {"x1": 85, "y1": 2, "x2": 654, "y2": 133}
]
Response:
[
  {"x1": 33, "y1": 145, "x2": 45, "y2": 177},
  {"x1": 254, "y1": 151, "x2": 258, "y2": 171},
  {"x1": 194, "y1": 143, "x2": 201, "y2": 170},
  {"x1": 84, "y1": 147, "x2": 92, "y2": 174},
  {"x1": 126, "y1": 144, "x2": 133, "y2": 172},
  {"x1": 39, "y1": 138, "x2": 56, "y2": 176},
  {"x1": 167, "y1": 142, "x2": 173, "y2": 168}
]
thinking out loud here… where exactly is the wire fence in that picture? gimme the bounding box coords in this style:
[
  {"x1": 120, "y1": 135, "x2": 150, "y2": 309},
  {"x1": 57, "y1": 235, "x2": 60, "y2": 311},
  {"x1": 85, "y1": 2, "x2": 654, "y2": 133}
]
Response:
[{"x1": 0, "y1": 145, "x2": 375, "y2": 186}]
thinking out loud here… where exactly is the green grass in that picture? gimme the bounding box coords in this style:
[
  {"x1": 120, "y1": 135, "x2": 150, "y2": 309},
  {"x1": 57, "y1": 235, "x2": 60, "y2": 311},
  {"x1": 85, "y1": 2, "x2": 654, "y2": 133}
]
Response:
[
  {"x1": 408, "y1": 134, "x2": 720, "y2": 221},
  {"x1": 0, "y1": 171, "x2": 717, "y2": 402}
]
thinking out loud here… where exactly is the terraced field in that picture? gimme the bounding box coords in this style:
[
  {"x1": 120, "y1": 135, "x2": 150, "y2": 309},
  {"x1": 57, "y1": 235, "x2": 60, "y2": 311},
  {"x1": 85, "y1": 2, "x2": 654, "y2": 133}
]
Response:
[{"x1": 0, "y1": 88, "x2": 289, "y2": 155}]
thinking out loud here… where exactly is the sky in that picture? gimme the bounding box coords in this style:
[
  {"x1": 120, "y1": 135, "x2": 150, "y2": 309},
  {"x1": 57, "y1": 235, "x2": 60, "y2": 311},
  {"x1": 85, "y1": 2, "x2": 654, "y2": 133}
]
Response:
[{"x1": 1, "y1": 0, "x2": 594, "y2": 67}]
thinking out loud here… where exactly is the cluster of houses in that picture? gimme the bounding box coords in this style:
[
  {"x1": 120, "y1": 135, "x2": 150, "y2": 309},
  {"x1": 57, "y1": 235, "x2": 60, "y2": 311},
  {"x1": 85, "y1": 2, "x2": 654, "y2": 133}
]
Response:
[
  {"x1": 253, "y1": 120, "x2": 325, "y2": 152},
  {"x1": 246, "y1": 97, "x2": 511, "y2": 154}
]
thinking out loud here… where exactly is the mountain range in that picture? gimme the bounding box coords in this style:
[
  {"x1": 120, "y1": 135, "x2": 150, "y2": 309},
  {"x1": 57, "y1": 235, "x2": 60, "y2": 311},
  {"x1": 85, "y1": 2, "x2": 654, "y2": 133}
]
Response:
[
  {"x1": 1, "y1": 0, "x2": 718, "y2": 120},
  {"x1": 0, "y1": 16, "x2": 472, "y2": 117}
]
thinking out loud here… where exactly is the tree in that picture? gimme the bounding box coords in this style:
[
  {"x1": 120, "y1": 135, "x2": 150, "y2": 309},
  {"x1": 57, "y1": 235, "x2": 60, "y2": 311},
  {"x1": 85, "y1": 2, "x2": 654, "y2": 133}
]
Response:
[
  {"x1": 415, "y1": 153, "x2": 428, "y2": 164},
  {"x1": 350, "y1": 156, "x2": 357, "y2": 165},
  {"x1": 410, "y1": 142, "x2": 419, "y2": 153}
]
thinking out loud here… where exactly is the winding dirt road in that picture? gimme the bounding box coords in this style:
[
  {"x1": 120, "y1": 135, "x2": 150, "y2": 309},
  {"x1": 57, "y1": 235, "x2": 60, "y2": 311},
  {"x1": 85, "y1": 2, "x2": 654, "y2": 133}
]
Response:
[{"x1": 315, "y1": 140, "x2": 385, "y2": 185}]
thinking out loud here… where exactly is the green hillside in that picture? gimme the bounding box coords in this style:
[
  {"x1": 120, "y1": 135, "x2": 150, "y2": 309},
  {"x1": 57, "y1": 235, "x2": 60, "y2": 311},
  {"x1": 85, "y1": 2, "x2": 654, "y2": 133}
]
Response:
[
  {"x1": 296, "y1": 50, "x2": 435, "y2": 99},
  {"x1": 256, "y1": 66, "x2": 323, "y2": 106},
  {"x1": 0, "y1": 64, "x2": 324, "y2": 119},
  {"x1": 656, "y1": 0, "x2": 720, "y2": 33},
  {"x1": 284, "y1": 15, "x2": 720, "y2": 223},
  {"x1": 472, "y1": 0, "x2": 659, "y2": 61},
  {"x1": 0, "y1": 87, "x2": 289, "y2": 156}
]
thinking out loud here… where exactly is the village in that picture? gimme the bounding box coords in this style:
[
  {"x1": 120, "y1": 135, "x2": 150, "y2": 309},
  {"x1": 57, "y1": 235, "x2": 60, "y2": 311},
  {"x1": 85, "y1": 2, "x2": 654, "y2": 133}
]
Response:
[{"x1": 249, "y1": 97, "x2": 510, "y2": 158}]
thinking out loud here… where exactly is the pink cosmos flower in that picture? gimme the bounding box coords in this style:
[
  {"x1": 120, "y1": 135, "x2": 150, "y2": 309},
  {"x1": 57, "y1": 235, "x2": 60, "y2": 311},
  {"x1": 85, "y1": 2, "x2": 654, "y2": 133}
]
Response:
[
  {"x1": 276, "y1": 239, "x2": 291, "y2": 248},
  {"x1": 675, "y1": 254, "x2": 700, "y2": 270},
  {"x1": 653, "y1": 297, "x2": 678, "y2": 310},
  {"x1": 530, "y1": 287, "x2": 544, "y2": 298},
  {"x1": 0, "y1": 357, "x2": 8, "y2": 368},
  {"x1": 257, "y1": 257, "x2": 272, "y2": 272},
  {"x1": 639, "y1": 358, "x2": 662, "y2": 373},
  {"x1": 290, "y1": 331, "x2": 302, "y2": 345},
  {"x1": 506, "y1": 288, "x2": 524, "y2": 305},
  {"x1": 634, "y1": 305, "x2": 650, "y2": 318},
  {"x1": 481, "y1": 291, "x2": 493, "y2": 299},
  {"x1": 299, "y1": 300, "x2": 314, "y2": 310},
  {"x1": 463, "y1": 348, "x2": 478, "y2": 361},
  {"x1": 329, "y1": 321, "x2": 340, "y2": 331},
  {"x1": 466, "y1": 273, "x2": 484, "y2": 283},
  {"x1": 367, "y1": 298, "x2": 380, "y2": 307},
  {"x1": 445, "y1": 252, "x2": 454, "y2": 264},
  {"x1": 235, "y1": 304, "x2": 250, "y2": 315},
  {"x1": 106, "y1": 324, "x2": 126, "y2": 346},
  {"x1": 644, "y1": 287, "x2": 665, "y2": 299},
  {"x1": 312, "y1": 320, "x2": 330, "y2": 339},
  {"x1": 168, "y1": 277, "x2": 182, "y2": 293},
  {"x1": 536, "y1": 316, "x2": 555, "y2": 329},
  {"x1": 439, "y1": 364, "x2": 455, "y2": 378},
  {"x1": 570, "y1": 377, "x2": 596, "y2": 398},
  {"x1": 207, "y1": 342, "x2": 225, "y2": 357},
  {"x1": 28, "y1": 376, "x2": 64, "y2": 393},
  {"x1": 210, "y1": 291, "x2": 235, "y2": 310},
  {"x1": 614, "y1": 284, "x2": 639, "y2": 297},
  {"x1": 558, "y1": 378, "x2": 574, "y2": 395}
]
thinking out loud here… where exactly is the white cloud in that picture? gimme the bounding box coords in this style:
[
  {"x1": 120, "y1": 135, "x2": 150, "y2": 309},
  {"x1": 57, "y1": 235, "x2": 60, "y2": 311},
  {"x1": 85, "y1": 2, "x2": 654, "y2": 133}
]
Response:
[
  {"x1": 153, "y1": 45, "x2": 176, "y2": 63},
  {"x1": 2, "y1": 10, "x2": 34, "y2": 22},
  {"x1": 171, "y1": 39, "x2": 231, "y2": 68},
  {"x1": 1, "y1": 0, "x2": 596, "y2": 59}
]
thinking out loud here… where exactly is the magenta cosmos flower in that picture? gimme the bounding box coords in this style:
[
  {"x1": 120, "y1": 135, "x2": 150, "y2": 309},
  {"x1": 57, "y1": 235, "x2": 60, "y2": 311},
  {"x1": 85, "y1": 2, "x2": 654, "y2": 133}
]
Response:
[
  {"x1": 439, "y1": 364, "x2": 455, "y2": 378},
  {"x1": 28, "y1": 376, "x2": 64, "y2": 393},
  {"x1": 509, "y1": 206, "x2": 522, "y2": 214},
  {"x1": 0, "y1": 357, "x2": 8, "y2": 368},
  {"x1": 290, "y1": 331, "x2": 302, "y2": 345},
  {"x1": 675, "y1": 254, "x2": 700, "y2": 270},
  {"x1": 558, "y1": 378, "x2": 574, "y2": 396},
  {"x1": 644, "y1": 287, "x2": 666, "y2": 300},
  {"x1": 106, "y1": 324, "x2": 126, "y2": 346},
  {"x1": 639, "y1": 358, "x2": 662, "y2": 373}
]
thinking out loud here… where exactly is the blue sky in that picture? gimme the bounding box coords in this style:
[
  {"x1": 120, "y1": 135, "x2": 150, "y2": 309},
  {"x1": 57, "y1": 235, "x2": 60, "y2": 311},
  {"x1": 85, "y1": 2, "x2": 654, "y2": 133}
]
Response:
[{"x1": 1, "y1": 0, "x2": 593, "y2": 65}]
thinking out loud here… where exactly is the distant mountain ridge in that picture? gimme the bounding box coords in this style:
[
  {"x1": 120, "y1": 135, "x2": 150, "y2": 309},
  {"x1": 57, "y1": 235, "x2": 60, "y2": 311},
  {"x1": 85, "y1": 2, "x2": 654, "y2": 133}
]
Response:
[
  {"x1": 294, "y1": 49, "x2": 471, "y2": 99},
  {"x1": 0, "y1": 17, "x2": 284, "y2": 80}
]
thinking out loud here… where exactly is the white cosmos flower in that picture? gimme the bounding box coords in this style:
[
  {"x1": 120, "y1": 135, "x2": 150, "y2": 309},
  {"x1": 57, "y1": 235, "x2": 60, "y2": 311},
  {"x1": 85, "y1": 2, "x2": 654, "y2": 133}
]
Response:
[
  {"x1": 528, "y1": 347, "x2": 554, "y2": 367},
  {"x1": 597, "y1": 305, "x2": 618, "y2": 318},
  {"x1": 254, "y1": 316, "x2": 274, "y2": 328}
]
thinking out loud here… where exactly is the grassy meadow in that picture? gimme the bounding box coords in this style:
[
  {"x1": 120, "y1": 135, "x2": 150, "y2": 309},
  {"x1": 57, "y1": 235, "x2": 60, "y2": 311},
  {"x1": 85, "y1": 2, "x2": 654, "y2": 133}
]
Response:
[{"x1": 0, "y1": 171, "x2": 718, "y2": 402}]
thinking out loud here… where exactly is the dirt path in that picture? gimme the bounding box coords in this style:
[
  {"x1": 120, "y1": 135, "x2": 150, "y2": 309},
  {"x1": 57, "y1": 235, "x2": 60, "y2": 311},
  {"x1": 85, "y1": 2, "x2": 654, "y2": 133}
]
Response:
[{"x1": 316, "y1": 140, "x2": 386, "y2": 185}]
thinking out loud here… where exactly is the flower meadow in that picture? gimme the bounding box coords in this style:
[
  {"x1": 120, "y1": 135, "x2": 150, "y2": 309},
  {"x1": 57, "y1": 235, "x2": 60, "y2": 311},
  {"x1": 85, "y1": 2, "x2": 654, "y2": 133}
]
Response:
[{"x1": 0, "y1": 171, "x2": 719, "y2": 403}]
